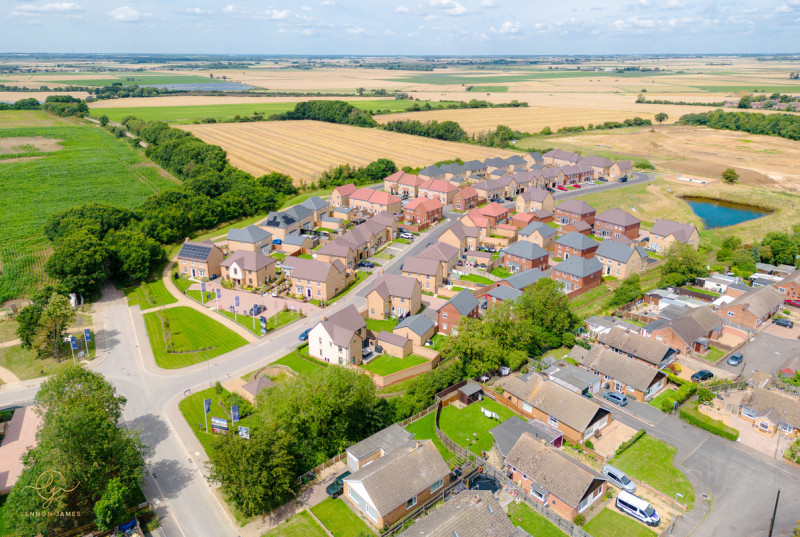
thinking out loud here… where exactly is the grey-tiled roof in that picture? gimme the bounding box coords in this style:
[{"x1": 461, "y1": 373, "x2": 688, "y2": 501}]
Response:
[
  {"x1": 321, "y1": 215, "x2": 341, "y2": 224},
  {"x1": 570, "y1": 345, "x2": 665, "y2": 393},
  {"x1": 377, "y1": 331, "x2": 410, "y2": 348},
  {"x1": 776, "y1": 264, "x2": 796, "y2": 274},
  {"x1": 565, "y1": 220, "x2": 592, "y2": 232},
  {"x1": 262, "y1": 211, "x2": 297, "y2": 229},
  {"x1": 554, "y1": 256, "x2": 603, "y2": 278},
  {"x1": 463, "y1": 160, "x2": 486, "y2": 171},
  {"x1": 596, "y1": 208, "x2": 640, "y2": 227},
  {"x1": 756, "y1": 263, "x2": 776, "y2": 273},
  {"x1": 284, "y1": 204, "x2": 314, "y2": 222},
  {"x1": 527, "y1": 151, "x2": 544, "y2": 163},
  {"x1": 725, "y1": 285, "x2": 784, "y2": 319},
  {"x1": 177, "y1": 240, "x2": 216, "y2": 262},
  {"x1": 398, "y1": 491, "x2": 523, "y2": 537},
  {"x1": 487, "y1": 286, "x2": 523, "y2": 302},
  {"x1": 502, "y1": 268, "x2": 550, "y2": 290},
  {"x1": 740, "y1": 387, "x2": 800, "y2": 429},
  {"x1": 490, "y1": 416, "x2": 562, "y2": 457},
  {"x1": 616, "y1": 160, "x2": 633, "y2": 170},
  {"x1": 318, "y1": 305, "x2": 366, "y2": 347},
  {"x1": 556, "y1": 199, "x2": 595, "y2": 216},
  {"x1": 506, "y1": 433, "x2": 606, "y2": 508},
  {"x1": 369, "y1": 274, "x2": 419, "y2": 300},
  {"x1": 285, "y1": 256, "x2": 344, "y2": 282},
  {"x1": 344, "y1": 440, "x2": 450, "y2": 517},
  {"x1": 503, "y1": 240, "x2": 549, "y2": 261},
  {"x1": 419, "y1": 241, "x2": 460, "y2": 263},
  {"x1": 596, "y1": 240, "x2": 640, "y2": 263},
  {"x1": 579, "y1": 155, "x2": 614, "y2": 168},
  {"x1": 442, "y1": 289, "x2": 480, "y2": 316},
  {"x1": 585, "y1": 315, "x2": 641, "y2": 333},
  {"x1": 529, "y1": 380, "x2": 608, "y2": 433},
  {"x1": 556, "y1": 232, "x2": 598, "y2": 251},
  {"x1": 395, "y1": 314, "x2": 435, "y2": 337},
  {"x1": 650, "y1": 219, "x2": 697, "y2": 242},
  {"x1": 511, "y1": 171, "x2": 535, "y2": 185},
  {"x1": 300, "y1": 196, "x2": 330, "y2": 211},
  {"x1": 519, "y1": 221, "x2": 557, "y2": 239},
  {"x1": 652, "y1": 307, "x2": 721, "y2": 346},
  {"x1": 402, "y1": 256, "x2": 441, "y2": 277},
  {"x1": 220, "y1": 250, "x2": 276, "y2": 271},
  {"x1": 598, "y1": 326, "x2": 674, "y2": 367},
  {"x1": 543, "y1": 361, "x2": 601, "y2": 393},
  {"x1": 446, "y1": 221, "x2": 480, "y2": 240},
  {"x1": 281, "y1": 232, "x2": 308, "y2": 246},
  {"x1": 544, "y1": 149, "x2": 580, "y2": 162},
  {"x1": 485, "y1": 157, "x2": 510, "y2": 168},
  {"x1": 242, "y1": 377, "x2": 275, "y2": 397},
  {"x1": 505, "y1": 155, "x2": 527, "y2": 166},
  {"x1": 519, "y1": 188, "x2": 551, "y2": 203},
  {"x1": 228, "y1": 225, "x2": 272, "y2": 244},
  {"x1": 348, "y1": 424, "x2": 414, "y2": 461}
]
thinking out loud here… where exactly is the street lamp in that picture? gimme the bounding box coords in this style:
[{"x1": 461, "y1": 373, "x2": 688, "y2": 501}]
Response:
[
  {"x1": 775, "y1": 351, "x2": 781, "y2": 376},
  {"x1": 670, "y1": 492, "x2": 684, "y2": 534}
]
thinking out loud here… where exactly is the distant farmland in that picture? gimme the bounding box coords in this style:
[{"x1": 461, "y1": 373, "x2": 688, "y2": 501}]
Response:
[{"x1": 180, "y1": 120, "x2": 517, "y2": 183}]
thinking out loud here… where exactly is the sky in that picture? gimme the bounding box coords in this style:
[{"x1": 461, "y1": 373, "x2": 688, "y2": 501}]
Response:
[{"x1": 1, "y1": 0, "x2": 799, "y2": 55}]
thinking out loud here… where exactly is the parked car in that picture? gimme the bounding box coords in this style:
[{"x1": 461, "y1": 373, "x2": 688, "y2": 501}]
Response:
[
  {"x1": 400, "y1": 232, "x2": 414, "y2": 240},
  {"x1": 785, "y1": 300, "x2": 800, "y2": 308},
  {"x1": 557, "y1": 185, "x2": 568, "y2": 191},
  {"x1": 248, "y1": 304, "x2": 265, "y2": 316},
  {"x1": 358, "y1": 261, "x2": 375, "y2": 268},
  {"x1": 505, "y1": 196, "x2": 514, "y2": 201},
  {"x1": 603, "y1": 391, "x2": 628, "y2": 407},
  {"x1": 272, "y1": 238, "x2": 282, "y2": 245},
  {"x1": 597, "y1": 177, "x2": 608, "y2": 183},
  {"x1": 727, "y1": 352, "x2": 743, "y2": 366},
  {"x1": 619, "y1": 176, "x2": 628, "y2": 183},
  {"x1": 325, "y1": 471, "x2": 351, "y2": 498},
  {"x1": 587, "y1": 180, "x2": 596, "y2": 185},
  {"x1": 773, "y1": 318, "x2": 794, "y2": 328},
  {"x1": 691, "y1": 369, "x2": 714, "y2": 382},
  {"x1": 617, "y1": 491, "x2": 660, "y2": 527},
  {"x1": 298, "y1": 329, "x2": 311, "y2": 342},
  {"x1": 572, "y1": 184, "x2": 581, "y2": 189},
  {"x1": 602, "y1": 464, "x2": 637, "y2": 493}
]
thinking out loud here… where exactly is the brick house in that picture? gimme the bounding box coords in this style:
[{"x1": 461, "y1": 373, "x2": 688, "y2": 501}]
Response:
[
  {"x1": 777, "y1": 270, "x2": 800, "y2": 302},
  {"x1": 452, "y1": 186, "x2": 479, "y2": 211},
  {"x1": 555, "y1": 232, "x2": 599, "y2": 259},
  {"x1": 393, "y1": 314, "x2": 436, "y2": 346},
  {"x1": 739, "y1": 387, "x2": 800, "y2": 437},
  {"x1": 486, "y1": 285, "x2": 523, "y2": 307},
  {"x1": 552, "y1": 256, "x2": 603, "y2": 295},
  {"x1": 594, "y1": 208, "x2": 641, "y2": 240},
  {"x1": 437, "y1": 289, "x2": 479, "y2": 335},
  {"x1": 308, "y1": 305, "x2": 366, "y2": 365},
  {"x1": 510, "y1": 212, "x2": 537, "y2": 229},
  {"x1": 715, "y1": 285, "x2": 784, "y2": 329},
  {"x1": 418, "y1": 179, "x2": 458, "y2": 205},
  {"x1": 501, "y1": 241, "x2": 549, "y2": 273},
  {"x1": 366, "y1": 274, "x2": 422, "y2": 320},
  {"x1": 579, "y1": 155, "x2": 614, "y2": 179},
  {"x1": 418, "y1": 241, "x2": 460, "y2": 279},
  {"x1": 475, "y1": 202, "x2": 509, "y2": 227},
  {"x1": 570, "y1": 345, "x2": 668, "y2": 402},
  {"x1": 349, "y1": 188, "x2": 402, "y2": 215},
  {"x1": 648, "y1": 219, "x2": 699, "y2": 253},
  {"x1": 555, "y1": 199, "x2": 596, "y2": 226},
  {"x1": 283, "y1": 256, "x2": 348, "y2": 302},
  {"x1": 177, "y1": 240, "x2": 224, "y2": 279},
  {"x1": 543, "y1": 149, "x2": 581, "y2": 166},
  {"x1": 562, "y1": 220, "x2": 592, "y2": 235},
  {"x1": 505, "y1": 433, "x2": 607, "y2": 520},
  {"x1": 609, "y1": 161, "x2": 633, "y2": 181},
  {"x1": 493, "y1": 373, "x2": 611, "y2": 443},
  {"x1": 403, "y1": 197, "x2": 443, "y2": 230},
  {"x1": 595, "y1": 240, "x2": 648, "y2": 278},
  {"x1": 226, "y1": 225, "x2": 272, "y2": 255},
  {"x1": 396, "y1": 491, "x2": 518, "y2": 537},
  {"x1": 402, "y1": 256, "x2": 443, "y2": 294},
  {"x1": 598, "y1": 326, "x2": 677, "y2": 369},
  {"x1": 331, "y1": 183, "x2": 357, "y2": 208},
  {"x1": 384, "y1": 171, "x2": 424, "y2": 197},
  {"x1": 220, "y1": 251, "x2": 277, "y2": 287},
  {"x1": 346, "y1": 424, "x2": 413, "y2": 472},
  {"x1": 530, "y1": 209, "x2": 554, "y2": 223},
  {"x1": 516, "y1": 188, "x2": 555, "y2": 214},
  {"x1": 439, "y1": 221, "x2": 480, "y2": 253}
]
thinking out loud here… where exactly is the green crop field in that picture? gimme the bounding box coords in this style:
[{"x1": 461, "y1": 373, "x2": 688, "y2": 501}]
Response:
[
  {"x1": 0, "y1": 111, "x2": 178, "y2": 303},
  {"x1": 91, "y1": 99, "x2": 440, "y2": 124},
  {"x1": 468, "y1": 86, "x2": 509, "y2": 92},
  {"x1": 43, "y1": 73, "x2": 216, "y2": 87},
  {"x1": 394, "y1": 70, "x2": 674, "y2": 85},
  {"x1": 143, "y1": 306, "x2": 247, "y2": 369}
]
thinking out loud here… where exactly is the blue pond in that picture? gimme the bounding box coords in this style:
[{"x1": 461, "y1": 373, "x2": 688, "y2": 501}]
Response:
[
  {"x1": 684, "y1": 197, "x2": 771, "y2": 229},
  {"x1": 140, "y1": 83, "x2": 253, "y2": 91}
]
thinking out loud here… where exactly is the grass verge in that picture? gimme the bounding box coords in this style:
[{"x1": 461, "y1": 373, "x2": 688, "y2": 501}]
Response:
[
  {"x1": 583, "y1": 508, "x2": 657, "y2": 537},
  {"x1": 310, "y1": 498, "x2": 373, "y2": 537},
  {"x1": 261, "y1": 510, "x2": 327, "y2": 537},
  {"x1": 178, "y1": 385, "x2": 254, "y2": 455},
  {"x1": 361, "y1": 354, "x2": 429, "y2": 375},
  {"x1": 124, "y1": 279, "x2": 178, "y2": 310},
  {"x1": 506, "y1": 502, "x2": 567, "y2": 537}
]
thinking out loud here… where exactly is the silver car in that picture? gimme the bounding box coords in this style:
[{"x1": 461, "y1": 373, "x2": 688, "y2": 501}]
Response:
[{"x1": 602, "y1": 464, "x2": 637, "y2": 493}]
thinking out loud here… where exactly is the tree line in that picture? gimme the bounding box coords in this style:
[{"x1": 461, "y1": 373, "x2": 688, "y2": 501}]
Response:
[
  {"x1": 636, "y1": 94, "x2": 724, "y2": 107},
  {"x1": 678, "y1": 109, "x2": 800, "y2": 141},
  {"x1": 271, "y1": 100, "x2": 378, "y2": 128}
]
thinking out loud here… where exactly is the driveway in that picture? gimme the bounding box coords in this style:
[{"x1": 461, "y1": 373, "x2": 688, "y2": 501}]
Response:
[
  {"x1": 761, "y1": 321, "x2": 800, "y2": 340},
  {"x1": 187, "y1": 284, "x2": 321, "y2": 319},
  {"x1": 717, "y1": 332, "x2": 800, "y2": 378}
]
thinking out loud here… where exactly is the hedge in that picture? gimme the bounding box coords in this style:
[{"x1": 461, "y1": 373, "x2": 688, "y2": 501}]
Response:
[
  {"x1": 680, "y1": 401, "x2": 739, "y2": 441},
  {"x1": 657, "y1": 382, "x2": 697, "y2": 412},
  {"x1": 614, "y1": 429, "x2": 646, "y2": 458}
]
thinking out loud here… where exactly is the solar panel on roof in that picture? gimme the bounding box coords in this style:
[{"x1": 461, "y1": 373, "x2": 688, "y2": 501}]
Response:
[{"x1": 179, "y1": 244, "x2": 212, "y2": 260}]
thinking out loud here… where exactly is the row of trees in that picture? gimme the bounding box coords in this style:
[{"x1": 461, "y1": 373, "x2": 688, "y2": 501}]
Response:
[
  {"x1": 314, "y1": 158, "x2": 397, "y2": 190},
  {"x1": 4, "y1": 367, "x2": 145, "y2": 537},
  {"x1": 636, "y1": 94, "x2": 724, "y2": 107},
  {"x1": 272, "y1": 100, "x2": 378, "y2": 128},
  {"x1": 714, "y1": 231, "x2": 800, "y2": 275},
  {"x1": 679, "y1": 109, "x2": 800, "y2": 141},
  {"x1": 383, "y1": 119, "x2": 468, "y2": 142}
]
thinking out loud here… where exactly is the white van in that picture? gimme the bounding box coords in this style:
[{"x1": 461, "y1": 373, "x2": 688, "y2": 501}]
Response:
[
  {"x1": 616, "y1": 490, "x2": 660, "y2": 527},
  {"x1": 602, "y1": 464, "x2": 637, "y2": 493}
]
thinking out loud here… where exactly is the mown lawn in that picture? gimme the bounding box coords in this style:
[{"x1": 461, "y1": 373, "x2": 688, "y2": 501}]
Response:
[
  {"x1": 124, "y1": 279, "x2": 177, "y2": 310},
  {"x1": 491, "y1": 267, "x2": 513, "y2": 279},
  {"x1": 0, "y1": 319, "x2": 18, "y2": 343},
  {"x1": 611, "y1": 434, "x2": 695, "y2": 508},
  {"x1": 261, "y1": 510, "x2": 327, "y2": 537},
  {"x1": 507, "y1": 502, "x2": 567, "y2": 537},
  {"x1": 701, "y1": 346, "x2": 726, "y2": 363},
  {"x1": 365, "y1": 318, "x2": 399, "y2": 333},
  {"x1": 405, "y1": 412, "x2": 458, "y2": 466},
  {"x1": 361, "y1": 353, "x2": 428, "y2": 375},
  {"x1": 583, "y1": 508, "x2": 657, "y2": 537},
  {"x1": 143, "y1": 306, "x2": 248, "y2": 369},
  {"x1": 439, "y1": 398, "x2": 516, "y2": 456},
  {"x1": 460, "y1": 274, "x2": 493, "y2": 285},
  {"x1": 330, "y1": 271, "x2": 370, "y2": 302},
  {"x1": 275, "y1": 347, "x2": 327, "y2": 375},
  {"x1": 0, "y1": 338, "x2": 95, "y2": 380},
  {"x1": 220, "y1": 309, "x2": 301, "y2": 336},
  {"x1": 172, "y1": 276, "x2": 193, "y2": 294},
  {"x1": 310, "y1": 498, "x2": 373, "y2": 537},
  {"x1": 178, "y1": 385, "x2": 255, "y2": 455}
]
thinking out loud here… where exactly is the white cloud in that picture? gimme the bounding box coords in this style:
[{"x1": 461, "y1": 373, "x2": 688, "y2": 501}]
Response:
[
  {"x1": 301, "y1": 28, "x2": 313, "y2": 34},
  {"x1": 185, "y1": 7, "x2": 213, "y2": 15},
  {"x1": 429, "y1": 0, "x2": 466, "y2": 16},
  {"x1": 384, "y1": 28, "x2": 396, "y2": 35},
  {"x1": 395, "y1": 5, "x2": 411, "y2": 13},
  {"x1": 108, "y1": 6, "x2": 141, "y2": 21},
  {"x1": 320, "y1": 0, "x2": 335, "y2": 4},
  {"x1": 301, "y1": 5, "x2": 311, "y2": 11},
  {"x1": 260, "y1": 9, "x2": 292, "y2": 19},
  {"x1": 481, "y1": 0, "x2": 496, "y2": 6},
  {"x1": 346, "y1": 26, "x2": 373, "y2": 35},
  {"x1": 11, "y1": 2, "x2": 82, "y2": 16},
  {"x1": 496, "y1": 20, "x2": 519, "y2": 33}
]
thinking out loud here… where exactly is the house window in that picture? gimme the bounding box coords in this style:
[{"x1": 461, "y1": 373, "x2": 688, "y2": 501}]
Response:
[
  {"x1": 523, "y1": 402, "x2": 533, "y2": 413},
  {"x1": 548, "y1": 416, "x2": 558, "y2": 428},
  {"x1": 530, "y1": 488, "x2": 546, "y2": 501},
  {"x1": 370, "y1": 308, "x2": 375, "y2": 314},
  {"x1": 727, "y1": 312, "x2": 735, "y2": 318},
  {"x1": 200, "y1": 270, "x2": 205, "y2": 277},
  {"x1": 627, "y1": 385, "x2": 635, "y2": 393},
  {"x1": 443, "y1": 312, "x2": 448, "y2": 319},
  {"x1": 759, "y1": 421, "x2": 770, "y2": 431},
  {"x1": 406, "y1": 496, "x2": 417, "y2": 510},
  {"x1": 443, "y1": 324, "x2": 447, "y2": 330},
  {"x1": 430, "y1": 479, "x2": 443, "y2": 493}
]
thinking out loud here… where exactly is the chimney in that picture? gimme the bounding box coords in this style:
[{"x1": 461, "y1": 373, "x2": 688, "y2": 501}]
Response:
[
  {"x1": 378, "y1": 268, "x2": 384, "y2": 275},
  {"x1": 320, "y1": 314, "x2": 326, "y2": 322},
  {"x1": 184, "y1": 237, "x2": 190, "y2": 243}
]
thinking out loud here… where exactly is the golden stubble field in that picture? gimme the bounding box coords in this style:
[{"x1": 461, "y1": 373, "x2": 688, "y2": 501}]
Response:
[{"x1": 180, "y1": 120, "x2": 517, "y2": 184}]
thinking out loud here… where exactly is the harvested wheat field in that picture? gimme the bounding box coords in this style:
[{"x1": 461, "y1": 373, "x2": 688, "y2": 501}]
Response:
[
  {"x1": 180, "y1": 121, "x2": 516, "y2": 183},
  {"x1": 89, "y1": 95, "x2": 397, "y2": 109}
]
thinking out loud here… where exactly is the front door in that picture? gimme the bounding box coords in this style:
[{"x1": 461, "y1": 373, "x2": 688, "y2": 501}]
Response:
[
  {"x1": 306, "y1": 288, "x2": 312, "y2": 298},
  {"x1": 191, "y1": 268, "x2": 196, "y2": 278}
]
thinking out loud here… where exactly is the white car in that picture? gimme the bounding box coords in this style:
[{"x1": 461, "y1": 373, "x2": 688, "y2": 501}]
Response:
[
  {"x1": 587, "y1": 180, "x2": 596, "y2": 185},
  {"x1": 400, "y1": 232, "x2": 414, "y2": 240}
]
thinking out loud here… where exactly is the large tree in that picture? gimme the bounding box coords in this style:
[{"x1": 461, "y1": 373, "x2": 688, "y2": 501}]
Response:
[
  {"x1": 515, "y1": 279, "x2": 578, "y2": 349},
  {"x1": 16, "y1": 285, "x2": 57, "y2": 349},
  {"x1": 659, "y1": 242, "x2": 709, "y2": 287},
  {"x1": 33, "y1": 293, "x2": 76, "y2": 362},
  {"x1": 606, "y1": 274, "x2": 643, "y2": 309},
  {"x1": 45, "y1": 228, "x2": 109, "y2": 298},
  {"x1": 105, "y1": 228, "x2": 165, "y2": 283}
]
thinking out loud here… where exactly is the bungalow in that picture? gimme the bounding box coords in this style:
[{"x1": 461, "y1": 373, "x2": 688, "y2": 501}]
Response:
[
  {"x1": 438, "y1": 289, "x2": 480, "y2": 335},
  {"x1": 579, "y1": 155, "x2": 614, "y2": 179},
  {"x1": 366, "y1": 273, "x2": 422, "y2": 320},
  {"x1": 452, "y1": 186, "x2": 479, "y2": 211},
  {"x1": 739, "y1": 387, "x2": 800, "y2": 437},
  {"x1": 486, "y1": 285, "x2": 523, "y2": 307},
  {"x1": 555, "y1": 232, "x2": 599, "y2": 260},
  {"x1": 552, "y1": 256, "x2": 603, "y2": 295},
  {"x1": 343, "y1": 440, "x2": 450, "y2": 528},
  {"x1": 543, "y1": 149, "x2": 581, "y2": 166},
  {"x1": 283, "y1": 256, "x2": 348, "y2": 302},
  {"x1": 516, "y1": 188, "x2": 555, "y2": 214},
  {"x1": 308, "y1": 305, "x2": 366, "y2": 365},
  {"x1": 177, "y1": 240, "x2": 224, "y2": 279},
  {"x1": 584, "y1": 315, "x2": 642, "y2": 337},
  {"x1": 501, "y1": 241, "x2": 549, "y2": 273},
  {"x1": 542, "y1": 361, "x2": 602, "y2": 396},
  {"x1": 227, "y1": 225, "x2": 272, "y2": 255},
  {"x1": 505, "y1": 433, "x2": 607, "y2": 520},
  {"x1": 419, "y1": 179, "x2": 458, "y2": 205},
  {"x1": 402, "y1": 256, "x2": 444, "y2": 294},
  {"x1": 570, "y1": 345, "x2": 668, "y2": 402},
  {"x1": 609, "y1": 161, "x2": 633, "y2": 181},
  {"x1": 331, "y1": 183, "x2": 358, "y2": 207},
  {"x1": 555, "y1": 199, "x2": 596, "y2": 226},
  {"x1": 598, "y1": 326, "x2": 677, "y2": 369},
  {"x1": 595, "y1": 240, "x2": 648, "y2": 278},
  {"x1": 489, "y1": 416, "x2": 563, "y2": 458},
  {"x1": 648, "y1": 219, "x2": 700, "y2": 253},
  {"x1": 645, "y1": 307, "x2": 722, "y2": 355},
  {"x1": 494, "y1": 373, "x2": 611, "y2": 443},
  {"x1": 715, "y1": 285, "x2": 784, "y2": 329},
  {"x1": 396, "y1": 491, "x2": 522, "y2": 537},
  {"x1": 347, "y1": 424, "x2": 413, "y2": 471},
  {"x1": 403, "y1": 197, "x2": 443, "y2": 231},
  {"x1": 394, "y1": 313, "x2": 436, "y2": 346},
  {"x1": 418, "y1": 241, "x2": 460, "y2": 278},
  {"x1": 777, "y1": 270, "x2": 800, "y2": 302},
  {"x1": 439, "y1": 221, "x2": 480, "y2": 252},
  {"x1": 350, "y1": 188, "x2": 402, "y2": 215},
  {"x1": 220, "y1": 251, "x2": 277, "y2": 287},
  {"x1": 594, "y1": 209, "x2": 641, "y2": 240}
]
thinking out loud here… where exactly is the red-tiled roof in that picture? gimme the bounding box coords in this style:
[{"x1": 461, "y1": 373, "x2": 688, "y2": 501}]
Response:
[
  {"x1": 421, "y1": 179, "x2": 458, "y2": 193},
  {"x1": 334, "y1": 183, "x2": 357, "y2": 196},
  {"x1": 405, "y1": 197, "x2": 443, "y2": 211},
  {"x1": 479, "y1": 202, "x2": 508, "y2": 217}
]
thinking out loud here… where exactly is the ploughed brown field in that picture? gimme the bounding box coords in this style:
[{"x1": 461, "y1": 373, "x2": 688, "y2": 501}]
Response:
[{"x1": 179, "y1": 120, "x2": 517, "y2": 184}]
